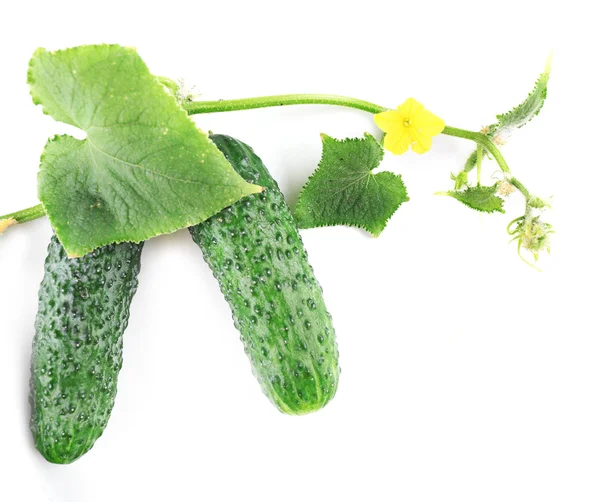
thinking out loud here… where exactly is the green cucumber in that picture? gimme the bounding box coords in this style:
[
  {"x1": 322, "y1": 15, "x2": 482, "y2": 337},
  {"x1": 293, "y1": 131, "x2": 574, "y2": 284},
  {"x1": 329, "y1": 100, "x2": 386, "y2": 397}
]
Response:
[
  {"x1": 30, "y1": 236, "x2": 143, "y2": 464},
  {"x1": 190, "y1": 134, "x2": 340, "y2": 415}
]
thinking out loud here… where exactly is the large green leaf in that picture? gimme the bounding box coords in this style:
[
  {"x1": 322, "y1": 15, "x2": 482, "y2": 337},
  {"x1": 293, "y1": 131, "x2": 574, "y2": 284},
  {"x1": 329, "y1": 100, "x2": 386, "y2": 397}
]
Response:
[
  {"x1": 294, "y1": 133, "x2": 409, "y2": 236},
  {"x1": 30, "y1": 45, "x2": 261, "y2": 257}
]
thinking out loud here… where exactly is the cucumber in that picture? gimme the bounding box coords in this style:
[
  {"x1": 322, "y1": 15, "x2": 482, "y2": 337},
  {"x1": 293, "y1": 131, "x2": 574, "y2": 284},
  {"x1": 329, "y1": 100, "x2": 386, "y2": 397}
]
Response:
[
  {"x1": 30, "y1": 236, "x2": 143, "y2": 464},
  {"x1": 190, "y1": 135, "x2": 340, "y2": 415}
]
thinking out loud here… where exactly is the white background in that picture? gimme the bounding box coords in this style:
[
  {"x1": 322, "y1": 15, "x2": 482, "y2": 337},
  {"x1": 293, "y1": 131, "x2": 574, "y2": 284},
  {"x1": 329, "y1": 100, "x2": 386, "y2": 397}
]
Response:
[{"x1": 1, "y1": 1, "x2": 598, "y2": 501}]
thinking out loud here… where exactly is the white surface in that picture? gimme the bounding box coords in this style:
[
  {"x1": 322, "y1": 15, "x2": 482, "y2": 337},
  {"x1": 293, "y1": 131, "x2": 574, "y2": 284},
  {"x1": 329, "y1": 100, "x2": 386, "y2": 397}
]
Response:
[{"x1": 0, "y1": 1, "x2": 598, "y2": 501}]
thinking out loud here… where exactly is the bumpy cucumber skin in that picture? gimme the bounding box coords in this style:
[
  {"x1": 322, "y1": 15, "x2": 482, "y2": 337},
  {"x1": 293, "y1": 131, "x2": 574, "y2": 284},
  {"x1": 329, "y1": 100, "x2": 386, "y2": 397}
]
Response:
[
  {"x1": 30, "y1": 236, "x2": 143, "y2": 464},
  {"x1": 190, "y1": 135, "x2": 340, "y2": 415}
]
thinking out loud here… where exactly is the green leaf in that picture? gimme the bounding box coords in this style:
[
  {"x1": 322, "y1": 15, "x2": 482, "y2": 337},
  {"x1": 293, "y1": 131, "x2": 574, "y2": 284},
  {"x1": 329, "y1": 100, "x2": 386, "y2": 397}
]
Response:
[
  {"x1": 29, "y1": 45, "x2": 261, "y2": 257},
  {"x1": 446, "y1": 184, "x2": 505, "y2": 214},
  {"x1": 489, "y1": 53, "x2": 552, "y2": 137},
  {"x1": 293, "y1": 133, "x2": 409, "y2": 236},
  {"x1": 462, "y1": 149, "x2": 479, "y2": 174},
  {"x1": 454, "y1": 55, "x2": 552, "y2": 185}
]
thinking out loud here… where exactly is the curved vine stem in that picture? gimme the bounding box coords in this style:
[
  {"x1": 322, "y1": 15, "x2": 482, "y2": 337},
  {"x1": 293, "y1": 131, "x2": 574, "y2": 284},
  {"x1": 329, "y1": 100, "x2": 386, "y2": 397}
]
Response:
[
  {"x1": 185, "y1": 95, "x2": 532, "y2": 200},
  {"x1": 2, "y1": 93, "x2": 533, "y2": 232},
  {"x1": 441, "y1": 126, "x2": 510, "y2": 172},
  {"x1": 183, "y1": 96, "x2": 513, "y2": 172},
  {"x1": 507, "y1": 216, "x2": 525, "y2": 235},
  {"x1": 183, "y1": 94, "x2": 387, "y2": 115}
]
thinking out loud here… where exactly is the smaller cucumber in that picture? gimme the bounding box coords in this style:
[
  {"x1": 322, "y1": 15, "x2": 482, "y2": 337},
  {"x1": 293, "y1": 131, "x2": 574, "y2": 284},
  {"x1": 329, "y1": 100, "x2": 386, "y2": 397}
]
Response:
[{"x1": 30, "y1": 236, "x2": 143, "y2": 464}]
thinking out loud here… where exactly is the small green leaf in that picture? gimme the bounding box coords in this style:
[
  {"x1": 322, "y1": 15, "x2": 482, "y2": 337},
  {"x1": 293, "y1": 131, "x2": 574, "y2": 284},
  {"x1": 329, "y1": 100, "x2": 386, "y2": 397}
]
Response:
[
  {"x1": 446, "y1": 184, "x2": 505, "y2": 214},
  {"x1": 455, "y1": 55, "x2": 552, "y2": 184},
  {"x1": 451, "y1": 168, "x2": 470, "y2": 190},
  {"x1": 489, "y1": 53, "x2": 552, "y2": 138},
  {"x1": 294, "y1": 133, "x2": 409, "y2": 236},
  {"x1": 462, "y1": 149, "x2": 479, "y2": 174},
  {"x1": 29, "y1": 45, "x2": 261, "y2": 257}
]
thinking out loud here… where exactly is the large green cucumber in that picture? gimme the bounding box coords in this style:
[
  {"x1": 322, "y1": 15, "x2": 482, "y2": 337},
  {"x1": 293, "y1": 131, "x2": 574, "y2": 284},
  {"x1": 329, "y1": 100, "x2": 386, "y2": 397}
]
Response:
[
  {"x1": 30, "y1": 236, "x2": 143, "y2": 464},
  {"x1": 190, "y1": 135, "x2": 340, "y2": 415}
]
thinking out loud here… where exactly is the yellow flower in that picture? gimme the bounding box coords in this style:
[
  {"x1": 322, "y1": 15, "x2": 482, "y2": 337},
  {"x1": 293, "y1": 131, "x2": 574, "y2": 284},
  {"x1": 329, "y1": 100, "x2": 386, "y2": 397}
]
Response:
[{"x1": 374, "y1": 98, "x2": 445, "y2": 155}]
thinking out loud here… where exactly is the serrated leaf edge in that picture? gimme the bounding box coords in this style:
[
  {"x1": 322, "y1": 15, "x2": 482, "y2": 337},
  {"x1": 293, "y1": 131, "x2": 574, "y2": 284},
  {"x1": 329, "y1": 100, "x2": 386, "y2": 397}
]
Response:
[
  {"x1": 445, "y1": 184, "x2": 506, "y2": 214},
  {"x1": 294, "y1": 132, "x2": 407, "y2": 236}
]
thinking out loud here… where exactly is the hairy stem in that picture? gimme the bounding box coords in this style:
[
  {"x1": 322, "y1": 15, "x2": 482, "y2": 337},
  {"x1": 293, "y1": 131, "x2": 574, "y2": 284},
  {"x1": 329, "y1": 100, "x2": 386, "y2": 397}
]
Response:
[
  {"x1": 184, "y1": 95, "x2": 517, "y2": 182},
  {"x1": 0, "y1": 203, "x2": 45, "y2": 225},
  {"x1": 3, "y1": 93, "x2": 533, "y2": 232},
  {"x1": 509, "y1": 178, "x2": 531, "y2": 200},
  {"x1": 476, "y1": 144, "x2": 482, "y2": 186},
  {"x1": 441, "y1": 126, "x2": 533, "y2": 201},
  {"x1": 441, "y1": 126, "x2": 510, "y2": 173},
  {"x1": 184, "y1": 94, "x2": 387, "y2": 115}
]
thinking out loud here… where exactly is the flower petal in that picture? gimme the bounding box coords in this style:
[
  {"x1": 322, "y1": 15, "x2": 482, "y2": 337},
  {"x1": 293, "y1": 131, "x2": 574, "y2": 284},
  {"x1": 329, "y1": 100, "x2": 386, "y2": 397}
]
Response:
[
  {"x1": 383, "y1": 130, "x2": 411, "y2": 155},
  {"x1": 410, "y1": 128, "x2": 433, "y2": 154},
  {"x1": 374, "y1": 110, "x2": 403, "y2": 133},
  {"x1": 397, "y1": 98, "x2": 425, "y2": 119},
  {"x1": 377, "y1": 98, "x2": 444, "y2": 155},
  {"x1": 413, "y1": 109, "x2": 445, "y2": 136}
]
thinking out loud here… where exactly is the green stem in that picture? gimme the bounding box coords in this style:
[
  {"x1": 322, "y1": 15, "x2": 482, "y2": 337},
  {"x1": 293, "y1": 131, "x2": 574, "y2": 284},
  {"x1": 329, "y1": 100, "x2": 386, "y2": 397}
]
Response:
[
  {"x1": 441, "y1": 126, "x2": 510, "y2": 173},
  {"x1": 2, "y1": 94, "x2": 533, "y2": 232},
  {"x1": 183, "y1": 94, "x2": 387, "y2": 115},
  {"x1": 0, "y1": 203, "x2": 45, "y2": 225},
  {"x1": 509, "y1": 178, "x2": 531, "y2": 200},
  {"x1": 184, "y1": 95, "x2": 520, "y2": 185},
  {"x1": 476, "y1": 144, "x2": 482, "y2": 186},
  {"x1": 507, "y1": 216, "x2": 525, "y2": 235},
  {"x1": 441, "y1": 125, "x2": 533, "y2": 202}
]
